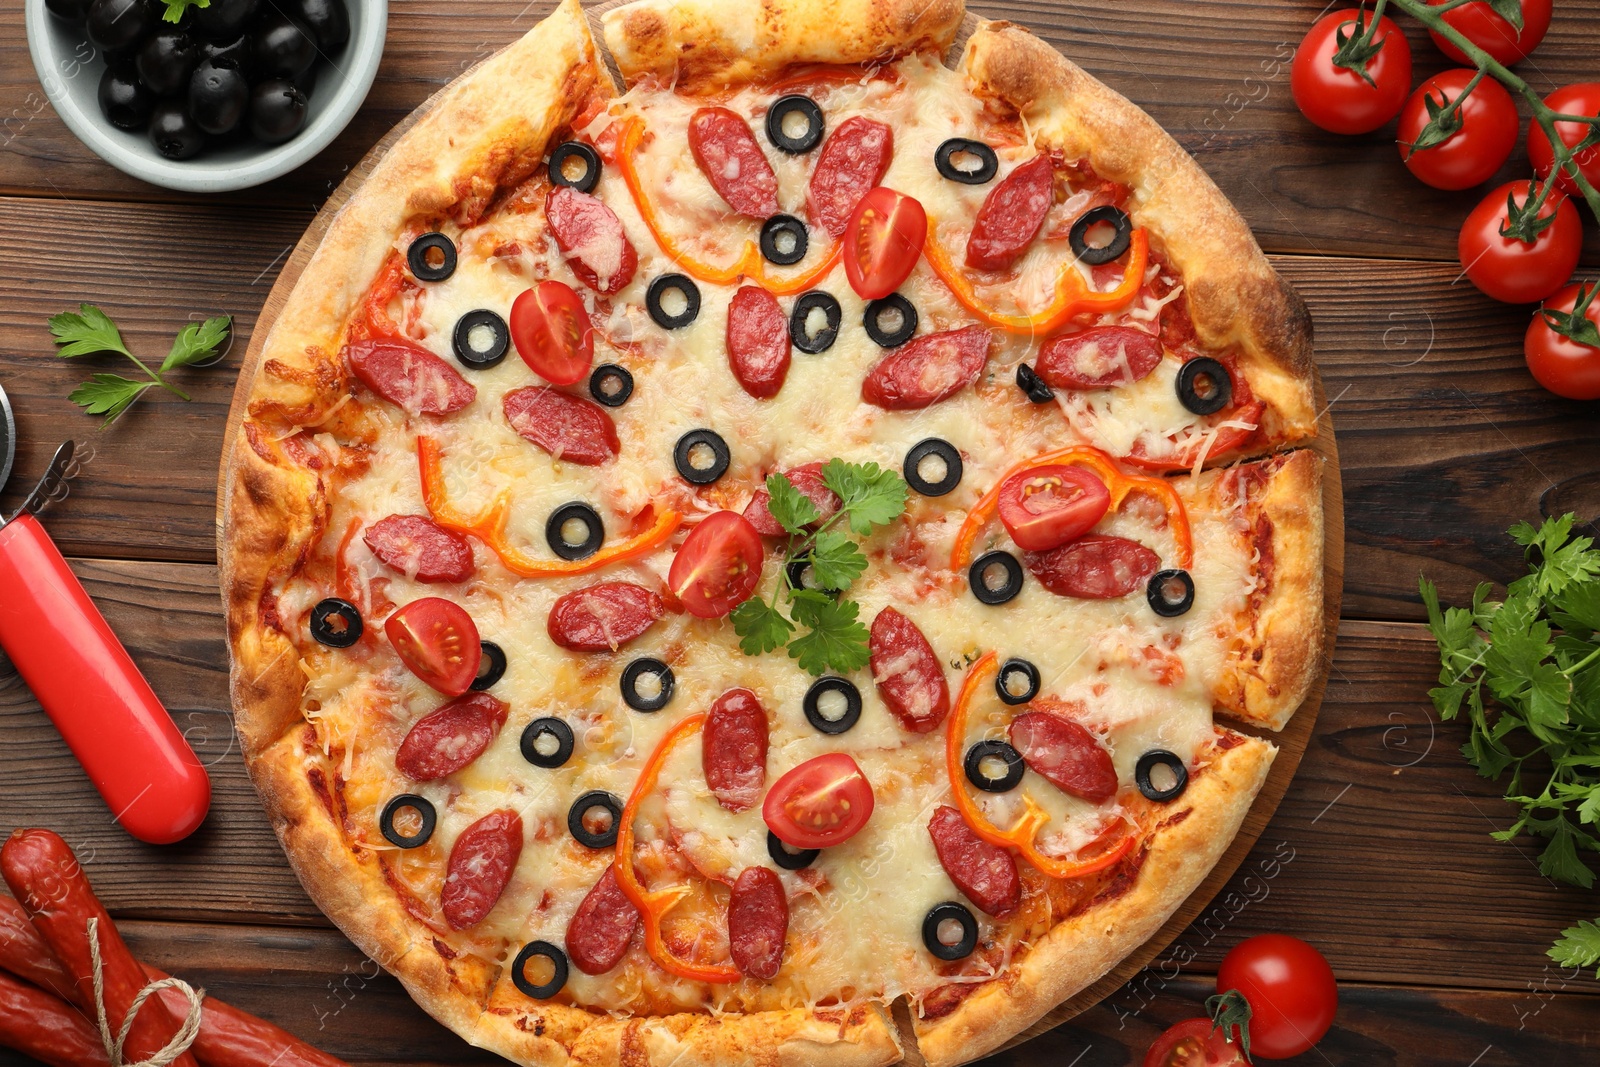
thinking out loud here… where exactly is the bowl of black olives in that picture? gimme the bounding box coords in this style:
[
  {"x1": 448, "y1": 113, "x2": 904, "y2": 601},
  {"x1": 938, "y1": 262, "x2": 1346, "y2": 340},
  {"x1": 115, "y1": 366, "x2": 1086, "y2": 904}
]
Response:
[{"x1": 25, "y1": 0, "x2": 385, "y2": 191}]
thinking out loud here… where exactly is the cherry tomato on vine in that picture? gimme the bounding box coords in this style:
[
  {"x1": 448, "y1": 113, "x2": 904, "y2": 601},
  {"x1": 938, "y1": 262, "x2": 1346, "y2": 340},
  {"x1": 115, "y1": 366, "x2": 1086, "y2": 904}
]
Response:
[
  {"x1": 1398, "y1": 69, "x2": 1519, "y2": 190},
  {"x1": 1142, "y1": 1019, "x2": 1248, "y2": 1067},
  {"x1": 843, "y1": 187, "x2": 927, "y2": 300},
  {"x1": 1528, "y1": 83, "x2": 1600, "y2": 197},
  {"x1": 667, "y1": 510, "x2": 764, "y2": 618},
  {"x1": 511, "y1": 279, "x2": 594, "y2": 386},
  {"x1": 1216, "y1": 934, "x2": 1338, "y2": 1060},
  {"x1": 1428, "y1": 0, "x2": 1551, "y2": 67},
  {"x1": 385, "y1": 598, "x2": 482, "y2": 697},
  {"x1": 762, "y1": 752, "x2": 875, "y2": 849},
  {"x1": 1525, "y1": 283, "x2": 1600, "y2": 400},
  {"x1": 1291, "y1": 9, "x2": 1413, "y2": 135},
  {"x1": 1458, "y1": 181, "x2": 1582, "y2": 304}
]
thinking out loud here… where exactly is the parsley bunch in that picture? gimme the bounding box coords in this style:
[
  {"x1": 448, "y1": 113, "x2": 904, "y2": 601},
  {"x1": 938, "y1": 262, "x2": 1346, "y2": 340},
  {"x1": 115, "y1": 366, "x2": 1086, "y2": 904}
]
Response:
[
  {"x1": 731, "y1": 459, "x2": 908, "y2": 675},
  {"x1": 49, "y1": 305, "x2": 231, "y2": 424},
  {"x1": 1421, "y1": 514, "x2": 1600, "y2": 975}
]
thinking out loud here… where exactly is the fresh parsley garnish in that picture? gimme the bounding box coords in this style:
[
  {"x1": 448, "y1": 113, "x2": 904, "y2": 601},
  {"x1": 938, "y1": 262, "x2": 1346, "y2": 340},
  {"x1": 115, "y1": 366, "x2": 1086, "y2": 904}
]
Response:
[
  {"x1": 49, "y1": 304, "x2": 231, "y2": 425},
  {"x1": 160, "y1": 0, "x2": 210, "y2": 24}
]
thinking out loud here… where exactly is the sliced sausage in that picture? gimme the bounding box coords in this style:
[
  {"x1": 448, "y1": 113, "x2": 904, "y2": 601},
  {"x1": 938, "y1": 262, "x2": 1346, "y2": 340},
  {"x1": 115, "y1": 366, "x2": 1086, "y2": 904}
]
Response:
[
  {"x1": 441, "y1": 810, "x2": 524, "y2": 929},
  {"x1": 1025, "y1": 534, "x2": 1160, "y2": 600},
  {"x1": 547, "y1": 581, "x2": 666, "y2": 652},
  {"x1": 743, "y1": 461, "x2": 840, "y2": 536},
  {"x1": 395, "y1": 691, "x2": 508, "y2": 781},
  {"x1": 927, "y1": 805, "x2": 1020, "y2": 917},
  {"x1": 346, "y1": 337, "x2": 475, "y2": 416},
  {"x1": 1035, "y1": 326, "x2": 1164, "y2": 391},
  {"x1": 965, "y1": 154, "x2": 1055, "y2": 271},
  {"x1": 726, "y1": 285, "x2": 792, "y2": 399},
  {"x1": 689, "y1": 107, "x2": 780, "y2": 218},
  {"x1": 545, "y1": 185, "x2": 638, "y2": 294},
  {"x1": 503, "y1": 386, "x2": 620, "y2": 465},
  {"x1": 566, "y1": 863, "x2": 641, "y2": 975},
  {"x1": 861, "y1": 325, "x2": 991, "y2": 410},
  {"x1": 702, "y1": 688, "x2": 768, "y2": 812},
  {"x1": 1009, "y1": 711, "x2": 1119, "y2": 804},
  {"x1": 869, "y1": 607, "x2": 950, "y2": 733},
  {"x1": 727, "y1": 866, "x2": 788, "y2": 980},
  {"x1": 363, "y1": 514, "x2": 476, "y2": 583},
  {"x1": 806, "y1": 116, "x2": 893, "y2": 237}
]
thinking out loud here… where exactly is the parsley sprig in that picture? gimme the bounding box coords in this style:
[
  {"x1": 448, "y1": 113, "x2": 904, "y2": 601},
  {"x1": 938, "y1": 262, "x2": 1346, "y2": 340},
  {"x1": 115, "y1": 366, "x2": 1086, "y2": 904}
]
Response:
[
  {"x1": 160, "y1": 0, "x2": 210, "y2": 23},
  {"x1": 49, "y1": 305, "x2": 231, "y2": 424},
  {"x1": 730, "y1": 459, "x2": 908, "y2": 675},
  {"x1": 1421, "y1": 514, "x2": 1600, "y2": 975}
]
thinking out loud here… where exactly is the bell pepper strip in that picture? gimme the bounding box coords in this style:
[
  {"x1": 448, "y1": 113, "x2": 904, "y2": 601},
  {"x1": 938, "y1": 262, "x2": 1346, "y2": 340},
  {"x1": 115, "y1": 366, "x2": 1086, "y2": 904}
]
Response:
[
  {"x1": 922, "y1": 223, "x2": 1148, "y2": 335},
  {"x1": 949, "y1": 443, "x2": 1193, "y2": 572},
  {"x1": 946, "y1": 653, "x2": 1138, "y2": 880},
  {"x1": 416, "y1": 435, "x2": 681, "y2": 578},
  {"x1": 613, "y1": 712, "x2": 744, "y2": 985},
  {"x1": 615, "y1": 118, "x2": 843, "y2": 295}
]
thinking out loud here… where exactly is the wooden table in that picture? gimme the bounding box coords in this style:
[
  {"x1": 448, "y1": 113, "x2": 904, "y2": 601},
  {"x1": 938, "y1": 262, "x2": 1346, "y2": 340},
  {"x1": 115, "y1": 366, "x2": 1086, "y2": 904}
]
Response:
[{"x1": 2, "y1": 1, "x2": 1597, "y2": 1063}]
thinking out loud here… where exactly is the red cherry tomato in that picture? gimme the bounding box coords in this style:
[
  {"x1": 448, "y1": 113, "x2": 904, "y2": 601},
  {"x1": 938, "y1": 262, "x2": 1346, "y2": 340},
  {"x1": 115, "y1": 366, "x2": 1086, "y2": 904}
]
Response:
[
  {"x1": 1216, "y1": 934, "x2": 1338, "y2": 1059},
  {"x1": 762, "y1": 752, "x2": 875, "y2": 850},
  {"x1": 1142, "y1": 1018, "x2": 1249, "y2": 1067},
  {"x1": 1525, "y1": 283, "x2": 1600, "y2": 400},
  {"x1": 384, "y1": 598, "x2": 482, "y2": 697},
  {"x1": 996, "y1": 465, "x2": 1110, "y2": 552},
  {"x1": 1428, "y1": 0, "x2": 1551, "y2": 66},
  {"x1": 1458, "y1": 181, "x2": 1582, "y2": 304},
  {"x1": 1398, "y1": 69, "x2": 1519, "y2": 190},
  {"x1": 667, "y1": 511, "x2": 765, "y2": 619},
  {"x1": 1291, "y1": 9, "x2": 1413, "y2": 135},
  {"x1": 510, "y1": 280, "x2": 594, "y2": 386},
  {"x1": 842, "y1": 187, "x2": 927, "y2": 301},
  {"x1": 1528, "y1": 83, "x2": 1600, "y2": 197}
]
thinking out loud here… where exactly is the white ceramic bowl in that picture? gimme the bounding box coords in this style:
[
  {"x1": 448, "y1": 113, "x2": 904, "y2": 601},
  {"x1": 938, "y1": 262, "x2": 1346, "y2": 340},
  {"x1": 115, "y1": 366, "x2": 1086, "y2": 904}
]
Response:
[{"x1": 24, "y1": 0, "x2": 387, "y2": 193}]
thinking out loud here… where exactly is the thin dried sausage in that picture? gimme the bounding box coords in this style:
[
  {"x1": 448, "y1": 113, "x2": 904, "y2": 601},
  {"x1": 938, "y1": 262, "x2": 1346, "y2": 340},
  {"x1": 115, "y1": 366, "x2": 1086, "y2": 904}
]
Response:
[
  {"x1": 727, "y1": 867, "x2": 788, "y2": 980},
  {"x1": 743, "y1": 462, "x2": 840, "y2": 536},
  {"x1": 861, "y1": 325, "x2": 990, "y2": 410},
  {"x1": 702, "y1": 688, "x2": 768, "y2": 812},
  {"x1": 395, "y1": 692, "x2": 508, "y2": 782},
  {"x1": 440, "y1": 810, "x2": 523, "y2": 930},
  {"x1": 545, "y1": 186, "x2": 638, "y2": 294},
  {"x1": 1035, "y1": 327, "x2": 1163, "y2": 391},
  {"x1": 927, "y1": 805, "x2": 1020, "y2": 917},
  {"x1": 1009, "y1": 710, "x2": 1119, "y2": 804},
  {"x1": 346, "y1": 338, "x2": 475, "y2": 416},
  {"x1": 689, "y1": 107, "x2": 780, "y2": 218},
  {"x1": 363, "y1": 514, "x2": 476, "y2": 584},
  {"x1": 547, "y1": 581, "x2": 666, "y2": 652},
  {"x1": 868, "y1": 608, "x2": 950, "y2": 733},
  {"x1": 807, "y1": 117, "x2": 893, "y2": 237},
  {"x1": 726, "y1": 285, "x2": 791, "y2": 399},
  {"x1": 565, "y1": 864, "x2": 640, "y2": 976},
  {"x1": 503, "y1": 386, "x2": 620, "y2": 465},
  {"x1": 1025, "y1": 535, "x2": 1160, "y2": 600},
  {"x1": 965, "y1": 154, "x2": 1054, "y2": 271}
]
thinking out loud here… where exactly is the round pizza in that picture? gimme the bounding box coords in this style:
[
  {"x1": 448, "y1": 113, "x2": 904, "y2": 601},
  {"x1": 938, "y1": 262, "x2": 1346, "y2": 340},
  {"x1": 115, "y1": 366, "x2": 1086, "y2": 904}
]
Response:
[{"x1": 219, "y1": 1, "x2": 1327, "y2": 1064}]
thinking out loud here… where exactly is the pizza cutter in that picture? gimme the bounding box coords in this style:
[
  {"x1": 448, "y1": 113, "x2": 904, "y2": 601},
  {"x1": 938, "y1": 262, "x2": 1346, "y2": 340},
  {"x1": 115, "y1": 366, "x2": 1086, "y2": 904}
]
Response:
[{"x1": 0, "y1": 383, "x2": 211, "y2": 844}]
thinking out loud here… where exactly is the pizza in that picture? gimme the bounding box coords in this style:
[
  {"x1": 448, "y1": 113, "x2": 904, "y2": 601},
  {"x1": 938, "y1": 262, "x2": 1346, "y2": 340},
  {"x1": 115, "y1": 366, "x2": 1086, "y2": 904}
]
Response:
[{"x1": 219, "y1": 1, "x2": 1327, "y2": 1064}]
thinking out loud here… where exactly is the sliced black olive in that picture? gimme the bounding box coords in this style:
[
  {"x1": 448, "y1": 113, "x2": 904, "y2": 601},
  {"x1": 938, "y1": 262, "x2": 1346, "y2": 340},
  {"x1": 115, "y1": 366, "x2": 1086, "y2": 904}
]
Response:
[
  {"x1": 934, "y1": 138, "x2": 999, "y2": 185},
  {"x1": 673, "y1": 429, "x2": 730, "y2": 486},
  {"x1": 248, "y1": 79, "x2": 309, "y2": 144},
  {"x1": 765, "y1": 95, "x2": 824, "y2": 154},
  {"x1": 589, "y1": 363, "x2": 634, "y2": 408},
  {"x1": 969, "y1": 551, "x2": 1023, "y2": 605},
  {"x1": 759, "y1": 214, "x2": 809, "y2": 266},
  {"x1": 1135, "y1": 750, "x2": 1188, "y2": 802},
  {"x1": 148, "y1": 100, "x2": 204, "y2": 160},
  {"x1": 45, "y1": 0, "x2": 94, "y2": 23},
  {"x1": 567, "y1": 790, "x2": 623, "y2": 849},
  {"x1": 922, "y1": 902, "x2": 978, "y2": 961},
  {"x1": 1068, "y1": 205, "x2": 1133, "y2": 266},
  {"x1": 964, "y1": 739, "x2": 1025, "y2": 793},
  {"x1": 310, "y1": 597, "x2": 362, "y2": 648},
  {"x1": 1147, "y1": 569, "x2": 1196, "y2": 618},
  {"x1": 97, "y1": 65, "x2": 153, "y2": 131},
  {"x1": 292, "y1": 0, "x2": 349, "y2": 51},
  {"x1": 471, "y1": 641, "x2": 507, "y2": 691},
  {"x1": 864, "y1": 294, "x2": 917, "y2": 349},
  {"x1": 87, "y1": 0, "x2": 154, "y2": 54},
  {"x1": 620, "y1": 658, "x2": 674, "y2": 712},
  {"x1": 136, "y1": 30, "x2": 198, "y2": 97},
  {"x1": 803, "y1": 677, "x2": 861, "y2": 735},
  {"x1": 646, "y1": 274, "x2": 701, "y2": 329},
  {"x1": 767, "y1": 830, "x2": 820, "y2": 871},
  {"x1": 251, "y1": 12, "x2": 317, "y2": 79},
  {"x1": 1015, "y1": 362, "x2": 1055, "y2": 404},
  {"x1": 786, "y1": 557, "x2": 839, "y2": 597},
  {"x1": 451, "y1": 309, "x2": 510, "y2": 369},
  {"x1": 546, "y1": 502, "x2": 604, "y2": 561},
  {"x1": 903, "y1": 438, "x2": 962, "y2": 497},
  {"x1": 520, "y1": 717, "x2": 574, "y2": 768},
  {"x1": 379, "y1": 794, "x2": 436, "y2": 849},
  {"x1": 193, "y1": 0, "x2": 258, "y2": 40},
  {"x1": 1174, "y1": 357, "x2": 1232, "y2": 416},
  {"x1": 548, "y1": 140, "x2": 601, "y2": 194},
  {"x1": 789, "y1": 291, "x2": 841, "y2": 354},
  {"x1": 511, "y1": 941, "x2": 569, "y2": 999},
  {"x1": 407, "y1": 232, "x2": 457, "y2": 283},
  {"x1": 188, "y1": 58, "x2": 250, "y2": 136},
  {"x1": 995, "y1": 658, "x2": 1041, "y2": 706}
]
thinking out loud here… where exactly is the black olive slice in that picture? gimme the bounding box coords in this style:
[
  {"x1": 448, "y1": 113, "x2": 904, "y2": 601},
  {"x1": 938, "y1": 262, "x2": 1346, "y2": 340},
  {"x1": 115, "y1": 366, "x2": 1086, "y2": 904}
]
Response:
[
  {"x1": 471, "y1": 641, "x2": 508, "y2": 691},
  {"x1": 1068, "y1": 205, "x2": 1133, "y2": 266},
  {"x1": 673, "y1": 429, "x2": 731, "y2": 486},
  {"x1": 995, "y1": 658, "x2": 1041, "y2": 706},
  {"x1": 568, "y1": 790, "x2": 624, "y2": 849},
  {"x1": 964, "y1": 740, "x2": 1025, "y2": 793},
  {"x1": 646, "y1": 273, "x2": 701, "y2": 330},
  {"x1": 969, "y1": 551, "x2": 1023, "y2": 605},
  {"x1": 452, "y1": 309, "x2": 510, "y2": 369},
  {"x1": 379, "y1": 794, "x2": 436, "y2": 849},
  {"x1": 765, "y1": 95, "x2": 824, "y2": 154},
  {"x1": 767, "y1": 830, "x2": 820, "y2": 871},
  {"x1": 1147, "y1": 569, "x2": 1196, "y2": 618},
  {"x1": 621, "y1": 658, "x2": 675, "y2": 712},
  {"x1": 310, "y1": 598, "x2": 362, "y2": 648},
  {"x1": 1174, "y1": 358, "x2": 1232, "y2": 416},
  {"x1": 546, "y1": 503, "x2": 604, "y2": 561},
  {"x1": 1135, "y1": 750, "x2": 1189, "y2": 802},
  {"x1": 786, "y1": 557, "x2": 842, "y2": 597},
  {"x1": 521, "y1": 717, "x2": 575, "y2": 769},
  {"x1": 803, "y1": 677, "x2": 862, "y2": 735},
  {"x1": 759, "y1": 214, "x2": 809, "y2": 266},
  {"x1": 790, "y1": 291, "x2": 842, "y2": 354},
  {"x1": 589, "y1": 363, "x2": 634, "y2": 408},
  {"x1": 548, "y1": 140, "x2": 601, "y2": 194},
  {"x1": 406, "y1": 232, "x2": 457, "y2": 282},
  {"x1": 922, "y1": 902, "x2": 978, "y2": 961},
  {"x1": 903, "y1": 438, "x2": 963, "y2": 497},
  {"x1": 934, "y1": 138, "x2": 999, "y2": 185},
  {"x1": 864, "y1": 294, "x2": 918, "y2": 349},
  {"x1": 1015, "y1": 362, "x2": 1055, "y2": 404},
  {"x1": 511, "y1": 940, "x2": 569, "y2": 999}
]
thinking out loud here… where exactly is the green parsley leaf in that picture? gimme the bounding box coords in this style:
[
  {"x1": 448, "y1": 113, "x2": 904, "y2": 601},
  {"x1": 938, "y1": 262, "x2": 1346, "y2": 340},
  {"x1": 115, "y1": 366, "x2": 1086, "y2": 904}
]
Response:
[
  {"x1": 821, "y1": 458, "x2": 908, "y2": 536},
  {"x1": 161, "y1": 315, "x2": 231, "y2": 372},
  {"x1": 68, "y1": 374, "x2": 153, "y2": 423},
  {"x1": 161, "y1": 0, "x2": 209, "y2": 23},
  {"x1": 764, "y1": 473, "x2": 821, "y2": 537},
  {"x1": 49, "y1": 304, "x2": 133, "y2": 359},
  {"x1": 809, "y1": 529, "x2": 868, "y2": 592},
  {"x1": 787, "y1": 594, "x2": 871, "y2": 676},
  {"x1": 1550, "y1": 919, "x2": 1600, "y2": 977},
  {"x1": 730, "y1": 597, "x2": 794, "y2": 657}
]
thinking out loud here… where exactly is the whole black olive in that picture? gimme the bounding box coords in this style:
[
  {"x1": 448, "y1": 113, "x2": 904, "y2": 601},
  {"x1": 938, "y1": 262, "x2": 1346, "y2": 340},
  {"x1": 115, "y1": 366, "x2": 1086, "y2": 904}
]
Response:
[
  {"x1": 188, "y1": 58, "x2": 249, "y2": 135},
  {"x1": 293, "y1": 0, "x2": 349, "y2": 51},
  {"x1": 249, "y1": 79, "x2": 309, "y2": 143},
  {"x1": 86, "y1": 0, "x2": 153, "y2": 53},
  {"x1": 251, "y1": 13, "x2": 317, "y2": 79},
  {"x1": 192, "y1": 0, "x2": 259, "y2": 40},
  {"x1": 147, "y1": 100, "x2": 204, "y2": 160},
  {"x1": 45, "y1": 0, "x2": 93, "y2": 23},
  {"x1": 97, "y1": 64, "x2": 153, "y2": 131},
  {"x1": 199, "y1": 34, "x2": 251, "y2": 73},
  {"x1": 135, "y1": 30, "x2": 198, "y2": 97}
]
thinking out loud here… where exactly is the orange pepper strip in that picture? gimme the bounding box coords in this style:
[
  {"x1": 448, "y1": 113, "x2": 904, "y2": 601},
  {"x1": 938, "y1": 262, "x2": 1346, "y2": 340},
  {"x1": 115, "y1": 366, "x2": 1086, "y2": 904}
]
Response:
[
  {"x1": 922, "y1": 224, "x2": 1148, "y2": 335},
  {"x1": 949, "y1": 444, "x2": 1193, "y2": 572},
  {"x1": 416, "y1": 435, "x2": 682, "y2": 579},
  {"x1": 946, "y1": 653, "x2": 1138, "y2": 881},
  {"x1": 613, "y1": 712, "x2": 744, "y2": 985},
  {"x1": 615, "y1": 118, "x2": 843, "y2": 296}
]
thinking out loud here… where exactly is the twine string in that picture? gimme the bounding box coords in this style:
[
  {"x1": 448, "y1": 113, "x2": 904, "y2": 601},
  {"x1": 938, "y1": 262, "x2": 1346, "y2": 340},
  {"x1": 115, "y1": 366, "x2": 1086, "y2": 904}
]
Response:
[{"x1": 86, "y1": 916, "x2": 205, "y2": 1067}]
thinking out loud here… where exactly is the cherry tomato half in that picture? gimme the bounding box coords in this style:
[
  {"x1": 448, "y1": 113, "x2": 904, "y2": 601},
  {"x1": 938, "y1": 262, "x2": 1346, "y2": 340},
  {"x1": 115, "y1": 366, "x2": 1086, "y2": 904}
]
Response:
[
  {"x1": 1291, "y1": 9, "x2": 1413, "y2": 136},
  {"x1": 384, "y1": 597, "x2": 482, "y2": 697},
  {"x1": 762, "y1": 752, "x2": 875, "y2": 850},
  {"x1": 1216, "y1": 934, "x2": 1338, "y2": 1059},
  {"x1": 1398, "y1": 69, "x2": 1519, "y2": 190},
  {"x1": 996, "y1": 465, "x2": 1111, "y2": 552},
  {"x1": 1458, "y1": 181, "x2": 1582, "y2": 304},
  {"x1": 1525, "y1": 283, "x2": 1600, "y2": 401},
  {"x1": 511, "y1": 279, "x2": 594, "y2": 386},
  {"x1": 843, "y1": 187, "x2": 927, "y2": 301},
  {"x1": 1528, "y1": 83, "x2": 1600, "y2": 197},
  {"x1": 668, "y1": 511, "x2": 765, "y2": 619},
  {"x1": 1428, "y1": 0, "x2": 1551, "y2": 67},
  {"x1": 1142, "y1": 1018, "x2": 1249, "y2": 1067}
]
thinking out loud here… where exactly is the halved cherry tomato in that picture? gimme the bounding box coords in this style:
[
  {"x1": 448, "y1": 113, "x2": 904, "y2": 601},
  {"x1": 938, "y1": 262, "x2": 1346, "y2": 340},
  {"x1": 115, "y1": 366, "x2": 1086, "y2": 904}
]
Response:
[
  {"x1": 1291, "y1": 9, "x2": 1413, "y2": 135},
  {"x1": 1528, "y1": 83, "x2": 1600, "y2": 197},
  {"x1": 1525, "y1": 283, "x2": 1600, "y2": 400},
  {"x1": 996, "y1": 465, "x2": 1110, "y2": 552},
  {"x1": 762, "y1": 752, "x2": 875, "y2": 850},
  {"x1": 384, "y1": 598, "x2": 482, "y2": 697},
  {"x1": 1142, "y1": 1019, "x2": 1248, "y2": 1067},
  {"x1": 1216, "y1": 934, "x2": 1338, "y2": 1059},
  {"x1": 1428, "y1": 0, "x2": 1551, "y2": 67},
  {"x1": 1398, "y1": 69, "x2": 1519, "y2": 190},
  {"x1": 842, "y1": 187, "x2": 927, "y2": 301},
  {"x1": 1458, "y1": 181, "x2": 1582, "y2": 305},
  {"x1": 667, "y1": 511, "x2": 765, "y2": 619},
  {"x1": 510, "y1": 280, "x2": 594, "y2": 386}
]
